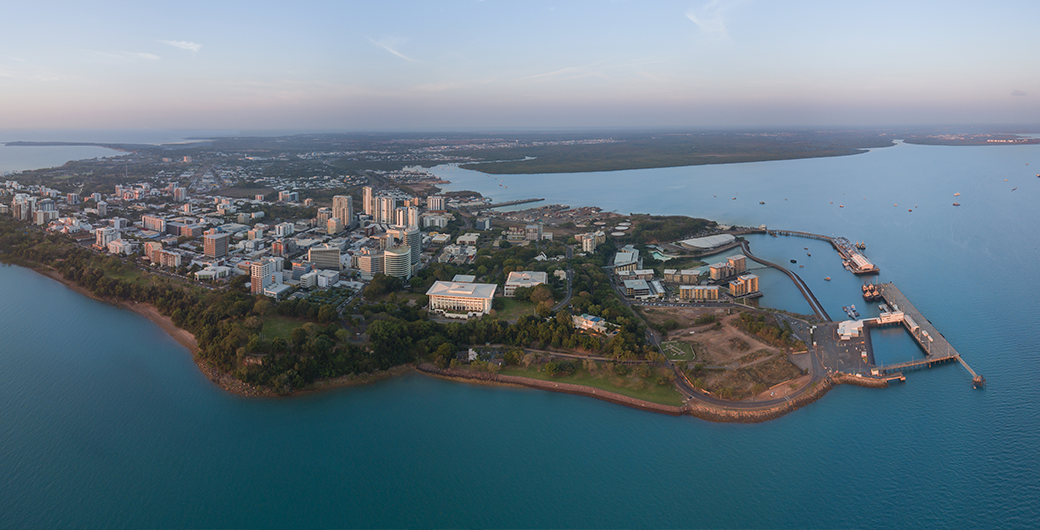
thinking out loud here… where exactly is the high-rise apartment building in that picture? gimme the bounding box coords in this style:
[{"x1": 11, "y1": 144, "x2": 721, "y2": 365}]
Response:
[
  {"x1": 362, "y1": 186, "x2": 375, "y2": 217},
  {"x1": 332, "y1": 195, "x2": 354, "y2": 228}
]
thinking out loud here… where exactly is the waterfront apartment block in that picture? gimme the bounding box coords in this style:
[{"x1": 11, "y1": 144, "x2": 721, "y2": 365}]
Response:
[
  {"x1": 709, "y1": 254, "x2": 748, "y2": 280},
  {"x1": 678, "y1": 285, "x2": 720, "y2": 301},
  {"x1": 728, "y1": 273, "x2": 760, "y2": 297},
  {"x1": 664, "y1": 269, "x2": 701, "y2": 284}
]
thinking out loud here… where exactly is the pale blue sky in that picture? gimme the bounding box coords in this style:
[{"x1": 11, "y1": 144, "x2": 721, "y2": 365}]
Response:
[{"x1": 2, "y1": 0, "x2": 1038, "y2": 130}]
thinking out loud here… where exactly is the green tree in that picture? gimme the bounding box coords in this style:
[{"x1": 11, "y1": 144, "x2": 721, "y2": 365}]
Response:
[{"x1": 291, "y1": 326, "x2": 309, "y2": 348}]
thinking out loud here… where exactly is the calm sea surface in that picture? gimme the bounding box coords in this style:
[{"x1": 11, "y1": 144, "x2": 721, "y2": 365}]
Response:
[{"x1": 2, "y1": 142, "x2": 1040, "y2": 528}]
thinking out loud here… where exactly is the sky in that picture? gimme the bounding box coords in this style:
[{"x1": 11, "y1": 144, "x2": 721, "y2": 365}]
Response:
[{"x1": 2, "y1": 0, "x2": 1039, "y2": 131}]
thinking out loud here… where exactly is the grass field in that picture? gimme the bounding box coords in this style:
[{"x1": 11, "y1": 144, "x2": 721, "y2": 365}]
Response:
[
  {"x1": 500, "y1": 363, "x2": 683, "y2": 406},
  {"x1": 262, "y1": 316, "x2": 304, "y2": 341},
  {"x1": 493, "y1": 298, "x2": 537, "y2": 321}
]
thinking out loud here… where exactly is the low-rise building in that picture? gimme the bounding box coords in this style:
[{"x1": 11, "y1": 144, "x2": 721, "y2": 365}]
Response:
[
  {"x1": 504, "y1": 270, "x2": 548, "y2": 297},
  {"x1": 426, "y1": 281, "x2": 497, "y2": 318},
  {"x1": 617, "y1": 269, "x2": 655, "y2": 282},
  {"x1": 572, "y1": 313, "x2": 608, "y2": 333},
  {"x1": 456, "y1": 233, "x2": 480, "y2": 246},
  {"x1": 613, "y1": 247, "x2": 640, "y2": 273}
]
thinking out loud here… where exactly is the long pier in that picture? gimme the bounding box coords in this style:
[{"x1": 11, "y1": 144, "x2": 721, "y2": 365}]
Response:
[
  {"x1": 468, "y1": 198, "x2": 544, "y2": 210},
  {"x1": 875, "y1": 283, "x2": 983, "y2": 387},
  {"x1": 768, "y1": 229, "x2": 879, "y2": 275}
]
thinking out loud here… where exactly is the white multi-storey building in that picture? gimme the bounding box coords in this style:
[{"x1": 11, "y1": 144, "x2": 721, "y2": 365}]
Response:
[{"x1": 426, "y1": 281, "x2": 497, "y2": 318}]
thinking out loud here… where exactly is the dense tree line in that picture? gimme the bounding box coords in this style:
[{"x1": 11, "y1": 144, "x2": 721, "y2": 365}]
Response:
[{"x1": 0, "y1": 214, "x2": 651, "y2": 394}]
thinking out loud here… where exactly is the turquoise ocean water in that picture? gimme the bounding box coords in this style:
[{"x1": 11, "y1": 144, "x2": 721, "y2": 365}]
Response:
[{"x1": 2, "y1": 141, "x2": 1039, "y2": 528}]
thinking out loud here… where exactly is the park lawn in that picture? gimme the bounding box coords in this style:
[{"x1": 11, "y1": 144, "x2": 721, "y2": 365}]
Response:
[
  {"x1": 493, "y1": 298, "x2": 537, "y2": 321},
  {"x1": 661, "y1": 341, "x2": 695, "y2": 361},
  {"x1": 262, "y1": 316, "x2": 305, "y2": 341},
  {"x1": 500, "y1": 364, "x2": 684, "y2": 407}
]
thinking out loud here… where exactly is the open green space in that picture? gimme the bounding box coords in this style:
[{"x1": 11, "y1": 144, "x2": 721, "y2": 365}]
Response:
[
  {"x1": 500, "y1": 363, "x2": 683, "y2": 407},
  {"x1": 262, "y1": 316, "x2": 304, "y2": 341},
  {"x1": 493, "y1": 298, "x2": 537, "y2": 321}
]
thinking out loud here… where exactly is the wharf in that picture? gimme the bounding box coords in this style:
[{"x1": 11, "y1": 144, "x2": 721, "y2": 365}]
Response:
[
  {"x1": 767, "y1": 230, "x2": 879, "y2": 275},
  {"x1": 469, "y1": 198, "x2": 544, "y2": 210},
  {"x1": 874, "y1": 283, "x2": 983, "y2": 388}
]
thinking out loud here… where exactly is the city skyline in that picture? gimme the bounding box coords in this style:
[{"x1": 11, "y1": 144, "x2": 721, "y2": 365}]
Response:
[{"x1": 2, "y1": 0, "x2": 1039, "y2": 131}]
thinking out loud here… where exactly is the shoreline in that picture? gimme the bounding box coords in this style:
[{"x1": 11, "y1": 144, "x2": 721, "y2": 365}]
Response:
[
  {"x1": 416, "y1": 364, "x2": 890, "y2": 423},
  {"x1": 24, "y1": 263, "x2": 890, "y2": 419}
]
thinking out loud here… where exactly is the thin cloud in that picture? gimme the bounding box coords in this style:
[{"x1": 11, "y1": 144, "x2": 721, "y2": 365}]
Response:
[
  {"x1": 1012, "y1": 89, "x2": 1027, "y2": 96},
  {"x1": 367, "y1": 37, "x2": 415, "y2": 62},
  {"x1": 85, "y1": 51, "x2": 160, "y2": 63},
  {"x1": 686, "y1": 0, "x2": 740, "y2": 38},
  {"x1": 161, "y1": 40, "x2": 202, "y2": 53}
]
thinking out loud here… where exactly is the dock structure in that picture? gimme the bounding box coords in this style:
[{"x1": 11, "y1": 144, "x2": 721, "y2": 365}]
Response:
[
  {"x1": 768, "y1": 230, "x2": 879, "y2": 275},
  {"x1": 875, "y1": 283, "x2": 984, "y2": 388},
  {"x1": 468, "y1": 198, "x2": 544, "y2": 210}
]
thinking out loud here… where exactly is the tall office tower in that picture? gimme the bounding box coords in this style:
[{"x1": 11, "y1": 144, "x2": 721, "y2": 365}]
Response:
[
  {"x1": 362, "y1": 186, "x2": 375, "y2": 216},
  {"x1": 332, "y1": 195, "x2": 354, "y2": 228},
  {"x1": 383, "y1": 245, "x2": 412, "y2": 280}
]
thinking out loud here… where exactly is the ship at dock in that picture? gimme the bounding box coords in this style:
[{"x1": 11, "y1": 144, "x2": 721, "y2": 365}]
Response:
[{"x1": 862, "y1": 283, "x2": 881, "y2": 301}]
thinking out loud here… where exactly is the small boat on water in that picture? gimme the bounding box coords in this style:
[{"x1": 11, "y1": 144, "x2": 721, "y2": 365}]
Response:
[
  {"x1": 807, "y1": 252, "x2": 811, "y2": 257},
  {"x1": 790, "y1": 259, "x2": 797, "y2": 263},
  {"x1": 760, "y1": 201, "x2": 765, "y2": 204},
  {"x1": 825, "y1": 277, "x2": 831, "y2": 281},
  {"x1": 953, "y1": 202, "x2": 960, "y2": 206},
  {"x1": 954, "y1": 192, "x2": 961, "y2": 196}
]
